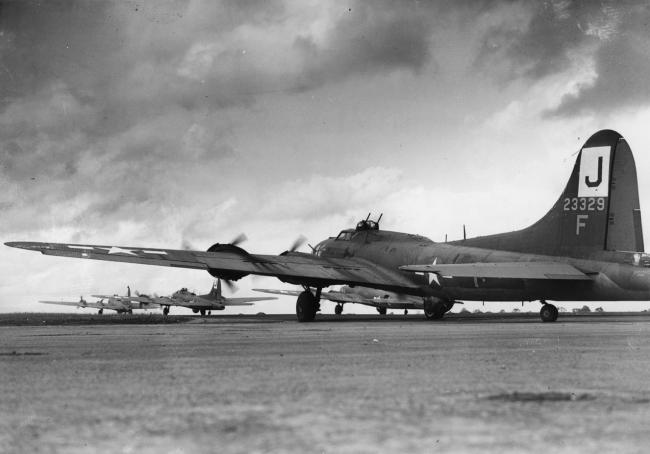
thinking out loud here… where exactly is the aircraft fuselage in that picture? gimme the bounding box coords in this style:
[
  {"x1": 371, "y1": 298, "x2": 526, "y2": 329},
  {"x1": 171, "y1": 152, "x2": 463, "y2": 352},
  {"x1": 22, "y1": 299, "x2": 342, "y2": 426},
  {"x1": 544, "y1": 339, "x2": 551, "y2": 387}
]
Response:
[{"x1": 314, "y1": 229, "x2": 650, "y2": 303}]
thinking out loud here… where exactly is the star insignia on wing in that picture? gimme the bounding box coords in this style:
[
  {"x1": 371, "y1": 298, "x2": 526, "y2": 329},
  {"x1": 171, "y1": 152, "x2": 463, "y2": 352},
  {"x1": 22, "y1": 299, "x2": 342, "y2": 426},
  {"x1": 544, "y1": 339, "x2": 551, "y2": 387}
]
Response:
[
  {"x1": 98, "y1": 246, "x2": 138, "y2": 256},
  {"x1": 428, "y1": 258, "x2": 441, "y2": 286}
]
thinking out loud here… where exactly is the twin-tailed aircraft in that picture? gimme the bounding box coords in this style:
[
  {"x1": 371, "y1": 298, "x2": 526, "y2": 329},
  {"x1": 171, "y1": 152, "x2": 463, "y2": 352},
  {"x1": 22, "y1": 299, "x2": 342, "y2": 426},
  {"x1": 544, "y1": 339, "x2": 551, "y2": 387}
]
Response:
[
  {"x1": 124, "y1": 279, "x2": 276, "y2": 315},
  {"x1": 9, "y1": 130, "x2": 649, "y2": 322}
]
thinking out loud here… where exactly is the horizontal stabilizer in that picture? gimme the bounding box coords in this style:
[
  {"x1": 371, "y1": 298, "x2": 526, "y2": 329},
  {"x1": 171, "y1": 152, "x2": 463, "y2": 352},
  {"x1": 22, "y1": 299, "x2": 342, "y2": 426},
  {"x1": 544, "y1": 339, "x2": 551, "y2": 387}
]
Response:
[{"x1": 399, "y1": 262, "x2": 591, "y2": 280}]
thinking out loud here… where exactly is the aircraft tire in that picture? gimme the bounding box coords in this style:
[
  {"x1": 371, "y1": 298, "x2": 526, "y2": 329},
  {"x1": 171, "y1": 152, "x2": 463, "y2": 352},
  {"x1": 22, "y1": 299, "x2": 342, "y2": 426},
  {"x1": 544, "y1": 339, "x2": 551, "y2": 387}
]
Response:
[
  {"x1": 540, "y1": 304, "x2": 558, "y2": 322},
  {"x1": 163, "y1": 307, "x2": 169, "y2": 316},
  {"x1": 404, "y1": 309, "x2": 408, "y2": 315},
  {"x1": 423, "y1": 298, "x2": 446, "y2": 320},
  {"x1": 334, "y1": 304, "x2": 343, "y2": 315},
  {"x1": 296, "y1": 291, "x2": 317, "y2": 322},
  {"x1": 200, "y1": 309, "x2": 206, "y2": 316},
  {"x1": 377, "y1": 307, "x2": 387, "y2": 315},
  {"x1": 98, "y1": 309, "x2": 103, "y2": 315}
]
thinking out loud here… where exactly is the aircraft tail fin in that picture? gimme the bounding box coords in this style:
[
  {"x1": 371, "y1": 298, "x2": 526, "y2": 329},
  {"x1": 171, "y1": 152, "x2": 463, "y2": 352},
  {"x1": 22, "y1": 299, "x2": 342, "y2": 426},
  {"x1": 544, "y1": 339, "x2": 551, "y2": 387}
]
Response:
[
  {"x1": 209, "y1": 279, "x2": 222, "y2": 299},
  {"x1": 461, "y1": 129, "x2": 644, "y2": 257}
]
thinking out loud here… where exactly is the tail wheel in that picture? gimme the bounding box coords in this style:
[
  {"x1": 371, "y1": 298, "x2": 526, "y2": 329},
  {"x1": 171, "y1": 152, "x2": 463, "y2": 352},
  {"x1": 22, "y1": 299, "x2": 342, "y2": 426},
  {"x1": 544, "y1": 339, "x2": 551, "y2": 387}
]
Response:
[
  {"x1": 296, "y1": 291, "x2": 318, "y2": 322},
  {"x1": 540, "y1": 304, "x2": 558, "y2": 322}
]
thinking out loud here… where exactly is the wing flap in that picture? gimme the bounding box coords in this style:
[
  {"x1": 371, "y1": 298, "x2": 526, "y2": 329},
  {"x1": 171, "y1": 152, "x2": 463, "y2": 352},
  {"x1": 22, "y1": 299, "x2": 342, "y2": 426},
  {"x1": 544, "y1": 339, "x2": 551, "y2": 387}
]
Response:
[{"x1": 399, "y1": 262, "x2": 591, "y2": 280}]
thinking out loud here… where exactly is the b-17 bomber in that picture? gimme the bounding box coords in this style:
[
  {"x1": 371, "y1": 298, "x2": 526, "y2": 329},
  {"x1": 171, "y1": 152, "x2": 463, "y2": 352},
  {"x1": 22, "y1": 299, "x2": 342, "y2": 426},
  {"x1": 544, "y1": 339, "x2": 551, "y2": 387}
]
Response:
[
  {"x1": 8, "y1": 130, "x2": 649, "y2": 323},
  {"x1": 120, "y1": 279, "x2": 277, "y2": 316},
  {"x1": 254, "y1": 285, "x2": 425, "y2": 315},
  {"x1": 40, "y1": 286, "x2": 158, "y2": 314}
]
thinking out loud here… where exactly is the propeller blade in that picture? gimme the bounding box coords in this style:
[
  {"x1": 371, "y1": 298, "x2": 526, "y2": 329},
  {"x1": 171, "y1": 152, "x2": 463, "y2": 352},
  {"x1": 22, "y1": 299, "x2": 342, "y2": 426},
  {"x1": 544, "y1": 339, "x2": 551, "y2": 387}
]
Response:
[
  {"x1": 181, "y1": 239, "x2": 195, "y2": 250},
  {"x1": 230, "y1": 233, "x2": 248, "y2": 246},
  {"x1": 223, "y1": 279, "x2": 239, "y2": 293},
  {"x1": 290, "y1": 235, "x2": 307, "y2": 252}
]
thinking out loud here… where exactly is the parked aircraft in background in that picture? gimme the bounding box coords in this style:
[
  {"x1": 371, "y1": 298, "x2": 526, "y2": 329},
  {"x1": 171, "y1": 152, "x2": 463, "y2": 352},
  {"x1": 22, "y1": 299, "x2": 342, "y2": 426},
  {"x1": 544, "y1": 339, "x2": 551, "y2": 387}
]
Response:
[
  {"x1": 39, "y1": 291, "x2": 158, "y2": 315},
  {"x1": 124, "y1": 279, "x2": 277, "y2": 316},
  {"x1": 254, "y1": 285, "x2": 424, "y2": 315},
  {"x1": 9, "y1": 130, "x2": 650, "y2": 323},
  {"x1": 91, "y1": 286, "x2": 160, "y2": 312}
]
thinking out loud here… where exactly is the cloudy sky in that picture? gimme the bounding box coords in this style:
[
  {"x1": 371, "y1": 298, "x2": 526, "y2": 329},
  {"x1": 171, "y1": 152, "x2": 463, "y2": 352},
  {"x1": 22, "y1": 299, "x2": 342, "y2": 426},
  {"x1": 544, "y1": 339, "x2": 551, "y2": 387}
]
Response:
[{"x1": 2, "y1": 0, "x2": 650, "y2": 313}]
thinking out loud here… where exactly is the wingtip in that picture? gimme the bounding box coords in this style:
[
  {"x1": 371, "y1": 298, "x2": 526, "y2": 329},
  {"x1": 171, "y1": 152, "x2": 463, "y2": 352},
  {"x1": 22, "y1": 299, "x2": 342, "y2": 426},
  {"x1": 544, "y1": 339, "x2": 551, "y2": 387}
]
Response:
[
  {"x1": 5, "y1": 241, "x2": 49, "y2": 251},
  {"x1": 5, "y1": 241, "x2": 33, "y2": 250}
]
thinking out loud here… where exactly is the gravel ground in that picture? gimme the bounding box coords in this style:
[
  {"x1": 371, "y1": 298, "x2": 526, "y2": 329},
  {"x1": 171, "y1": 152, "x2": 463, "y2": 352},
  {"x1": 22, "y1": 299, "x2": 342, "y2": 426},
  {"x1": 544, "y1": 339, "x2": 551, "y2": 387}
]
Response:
[{"x1": 1, "y1": 314, "x2": 650, "y2": 453}]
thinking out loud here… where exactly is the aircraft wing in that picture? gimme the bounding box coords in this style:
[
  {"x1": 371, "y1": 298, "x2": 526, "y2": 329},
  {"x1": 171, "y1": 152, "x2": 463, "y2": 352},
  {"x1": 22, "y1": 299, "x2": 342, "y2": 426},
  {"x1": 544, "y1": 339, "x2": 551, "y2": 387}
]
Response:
[
  {"x1": 253, "y1": 288, "x2": 423, "y2": 309},
  {"x1": 6, "y1": 242, "x2": 419, "y2": 290},
  {"x1": 39, "y1": 300, "x2": 104, "y2": 309},
  {"x1": 90, "y1": 295, "x2": 154, "y2": 303},
  {"x1": 254, "y1": 288, "x2": 359, "y2": 303},
  {"x1": 116, "y1": 296, "x2": 170, "y2": 305},
  {"x1": 399, "y1": 262, "x2": 591, "y2": 280},
  {"x1": 223, "y1": 297, "x2": 277, "y2": 306}
]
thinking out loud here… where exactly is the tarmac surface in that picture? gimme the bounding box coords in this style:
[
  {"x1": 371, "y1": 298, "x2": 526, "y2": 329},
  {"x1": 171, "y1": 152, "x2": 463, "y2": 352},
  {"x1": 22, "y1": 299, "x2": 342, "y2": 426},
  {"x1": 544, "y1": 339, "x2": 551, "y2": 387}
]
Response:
[{"x1": 2, "y1": 312, "x2": 650, "y2": 453}]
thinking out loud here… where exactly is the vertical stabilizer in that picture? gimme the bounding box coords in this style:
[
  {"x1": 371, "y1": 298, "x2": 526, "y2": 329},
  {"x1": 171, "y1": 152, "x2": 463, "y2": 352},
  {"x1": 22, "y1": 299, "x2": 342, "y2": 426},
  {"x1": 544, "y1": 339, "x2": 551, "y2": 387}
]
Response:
[
  {"x1": 461, "y1": 130, "x2": 644, "y2": 256},
  {"x1": 209, "y1": 279, "x2": 222, "y2": 299}
]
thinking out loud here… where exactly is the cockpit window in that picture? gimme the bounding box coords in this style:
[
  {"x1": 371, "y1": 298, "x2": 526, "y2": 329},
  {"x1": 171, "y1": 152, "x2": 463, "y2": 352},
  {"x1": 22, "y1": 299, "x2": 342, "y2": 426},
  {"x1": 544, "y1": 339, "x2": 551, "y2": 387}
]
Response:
[{"x1": 336, "y1": 231, "x2": 353, "y2": 241}]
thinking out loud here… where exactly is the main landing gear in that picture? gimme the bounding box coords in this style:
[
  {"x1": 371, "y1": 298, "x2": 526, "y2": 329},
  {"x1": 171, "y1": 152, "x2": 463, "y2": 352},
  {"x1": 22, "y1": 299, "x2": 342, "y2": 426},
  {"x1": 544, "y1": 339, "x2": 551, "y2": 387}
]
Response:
[
  {"x1": 334, "y1": 304, "x2": 343, "y2": 315},
  {"x1": 423, "y1": 298, "x2": 454, "y2": 320},
  {"x1": 376, "y1": 307, "x2": 387, "y2": 315},
  {"x1": 98, "y1": 309, "x2": 103, "y2": 315},
  {"x1": 162, "y1": 306, "x2": 170, "y2": 316},
  {"x1": 539, "y1": 301, "x2": 559, "y2": 322},
  {"x1": 296, "y1": 288, "x2": 321, "y2": 322}
]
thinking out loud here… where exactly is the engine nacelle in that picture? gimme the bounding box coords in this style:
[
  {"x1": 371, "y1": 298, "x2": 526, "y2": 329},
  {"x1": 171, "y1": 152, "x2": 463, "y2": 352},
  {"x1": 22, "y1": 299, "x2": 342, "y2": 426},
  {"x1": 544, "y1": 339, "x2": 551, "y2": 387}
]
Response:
[{"x1": 206, "y1": 242, "x2": 250, "y2": 281}]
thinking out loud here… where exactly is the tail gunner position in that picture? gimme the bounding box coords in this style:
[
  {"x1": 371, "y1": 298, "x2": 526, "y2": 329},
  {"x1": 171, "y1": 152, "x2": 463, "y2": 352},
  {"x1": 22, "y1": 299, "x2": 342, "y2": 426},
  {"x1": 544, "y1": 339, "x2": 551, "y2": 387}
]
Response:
[{"x1": 7, "y1": 130, "x2": 650, "y2": 322}]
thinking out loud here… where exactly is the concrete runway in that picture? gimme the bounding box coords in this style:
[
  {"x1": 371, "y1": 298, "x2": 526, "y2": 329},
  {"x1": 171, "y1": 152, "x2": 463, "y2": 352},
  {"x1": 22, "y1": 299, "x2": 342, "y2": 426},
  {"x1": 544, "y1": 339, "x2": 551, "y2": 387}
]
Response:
[{"x1": 2, "y1": 313, "x2": 650, "y2": 453}]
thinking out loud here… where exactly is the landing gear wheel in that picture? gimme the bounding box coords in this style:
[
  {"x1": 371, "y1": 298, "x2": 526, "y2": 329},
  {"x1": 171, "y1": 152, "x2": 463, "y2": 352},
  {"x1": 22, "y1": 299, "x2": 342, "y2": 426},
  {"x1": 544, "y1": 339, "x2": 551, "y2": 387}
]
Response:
[
  {"x1": 424, "y1": 299, "x2": 446, "y2": 320},
  {"x1": 377, "y1": 307, "x2": 387, "y2": 315},
  {"x1": 540, "y1": 304, "x2": 558, "y2": 322},
  {"x1": 200, "y1": 309, "x2": 206, "y2": 316},
  {"x1": 296, "y1": 291, "x2": 318, "y2": 322},
  {"x1": 98, "y1": 309, "x2": 103, "y2": 315},
  {"x1": 334, "y1": 304, "x2": 343, "y2": 315},
  {"x1": 163, "y1": 306, "x2": 170, "y2": 316},
  {"x1": 404, "y1": 309, "x2": 408, "y2": 315}
]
